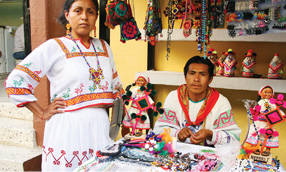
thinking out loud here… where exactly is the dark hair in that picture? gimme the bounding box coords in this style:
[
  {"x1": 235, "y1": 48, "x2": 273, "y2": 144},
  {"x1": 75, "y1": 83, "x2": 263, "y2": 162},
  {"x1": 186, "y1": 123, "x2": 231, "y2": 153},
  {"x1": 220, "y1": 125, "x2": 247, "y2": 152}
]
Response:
[
  {"x1": 183, "y1": 56, "x2": 214, "y2": 79},
  {"x1": 257, "y1": 86, "x2": 273, "y2": 102},
  {"x1": 58, "y1": 0, "x2": 99, "y2": 27}
]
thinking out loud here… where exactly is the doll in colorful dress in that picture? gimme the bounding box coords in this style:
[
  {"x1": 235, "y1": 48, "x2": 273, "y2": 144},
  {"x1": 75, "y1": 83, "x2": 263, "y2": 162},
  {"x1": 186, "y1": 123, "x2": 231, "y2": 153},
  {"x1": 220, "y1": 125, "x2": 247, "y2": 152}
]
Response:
[
  {"x1": 242, "y1": 49, "x2": 256, "y2": 77},
  {"x1": 267, "y1": 53, "x2": 284, "y2": 79},
  {"x1": 207, "y1": 48, "x2": 219, "y2": 76},
  {"x1": 246, "y1": 85, "x2": 284, "y2": 156},
  {"x1": 223, "y1": 49, "x2": 237, "y2": 77},
  {"x1": 217, "y1": 52, "x2": 226, "y2": 75},
  {"x1": 122, "y1": 75, "x2": 154, "y2": 137}
]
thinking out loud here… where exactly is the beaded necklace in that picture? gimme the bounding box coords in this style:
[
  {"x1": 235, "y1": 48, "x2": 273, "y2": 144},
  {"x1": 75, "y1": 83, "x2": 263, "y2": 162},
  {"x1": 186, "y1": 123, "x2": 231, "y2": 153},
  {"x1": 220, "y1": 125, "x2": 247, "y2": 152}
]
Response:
[{"x1": 69, "y1": 35, "x2": 104, "y2": 89}]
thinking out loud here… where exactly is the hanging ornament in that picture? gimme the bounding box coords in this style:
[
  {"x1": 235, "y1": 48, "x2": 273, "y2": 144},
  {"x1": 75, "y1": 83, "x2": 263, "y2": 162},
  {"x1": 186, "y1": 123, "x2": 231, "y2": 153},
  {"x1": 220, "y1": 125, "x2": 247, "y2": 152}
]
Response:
[{"x1": 144, "y1": 0, "x2": 163, "y2": 46}]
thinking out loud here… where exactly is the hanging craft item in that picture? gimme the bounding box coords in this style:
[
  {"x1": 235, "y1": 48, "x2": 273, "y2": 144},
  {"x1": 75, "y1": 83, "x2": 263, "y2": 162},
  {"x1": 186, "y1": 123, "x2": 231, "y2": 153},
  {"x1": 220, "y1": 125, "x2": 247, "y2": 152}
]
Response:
[
  {"x1": 114, "y1": 0, "x2": 141, "y2": 43},
  {"x1": 105, "y1": 0, "x2": 133, "y2": 29},
  {"x1": 144, "y1": 0, "x2": 163, "y2": 46},
  {"x1": 181, "y1": 0, "x2": 193, "y2": 38},
  {"x1": 120, "y1": 18, "x2": 141, "y2": 43},
  {"x1": 165, "y1": 0, "x2": 179, "y2": 59}
]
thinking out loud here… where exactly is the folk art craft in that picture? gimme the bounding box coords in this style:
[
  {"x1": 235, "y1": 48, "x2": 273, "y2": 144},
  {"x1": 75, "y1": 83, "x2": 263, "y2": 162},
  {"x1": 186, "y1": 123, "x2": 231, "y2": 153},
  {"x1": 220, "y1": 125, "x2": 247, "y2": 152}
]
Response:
[
  {"x1": 240, "y1": 85, "x2": 286, "y2": 161},
  {"x1": 268, "y1": 53, "x2": 284, "y2": 79},
  {"x1": 105, "y1": 0, "x2": 141, "y2": 42},
  {"x1": 241, "y1": 49, "x2": 257, "y2": 78},
  {"x1": 223, "y1": 48, "x2": 237, "y2": 77},
  {"x1": 122, "y1": 75, "x2": 164, "y2": 138},
  {"x1": 207, "y1": 48, "x2": 219, "y2": 76}
]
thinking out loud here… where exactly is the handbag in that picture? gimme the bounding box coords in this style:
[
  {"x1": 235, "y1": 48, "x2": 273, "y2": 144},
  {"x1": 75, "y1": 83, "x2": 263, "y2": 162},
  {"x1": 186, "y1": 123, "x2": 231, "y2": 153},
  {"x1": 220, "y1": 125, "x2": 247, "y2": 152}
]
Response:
[
  {"x1": 120, "y1": 18, "x2": 141, "y2": 43},
  {"x1": 105, "y1": 0, "x2": 132, "y2": 29}
]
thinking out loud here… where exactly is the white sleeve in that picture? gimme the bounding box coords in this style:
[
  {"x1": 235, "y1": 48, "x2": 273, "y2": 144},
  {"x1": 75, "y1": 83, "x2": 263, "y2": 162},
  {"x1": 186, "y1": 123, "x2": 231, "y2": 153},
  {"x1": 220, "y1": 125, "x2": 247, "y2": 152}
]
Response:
[
  {"x1": 207, "y1": 95, "x2": 241, "y2": 145},
  {"x1": 6, "y1": 39, "x2": 57, "y2": 107},
  {"x1": 153, "y1": 91, "x2": 181, "y2": 137}
]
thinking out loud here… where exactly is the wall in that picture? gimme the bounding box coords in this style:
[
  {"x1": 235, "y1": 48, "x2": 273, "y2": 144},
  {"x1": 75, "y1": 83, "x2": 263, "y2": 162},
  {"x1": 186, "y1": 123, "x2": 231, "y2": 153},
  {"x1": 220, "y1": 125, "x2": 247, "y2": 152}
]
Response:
[{"x1": 0, "y1": 1, "x2": 23, "y2": 27}]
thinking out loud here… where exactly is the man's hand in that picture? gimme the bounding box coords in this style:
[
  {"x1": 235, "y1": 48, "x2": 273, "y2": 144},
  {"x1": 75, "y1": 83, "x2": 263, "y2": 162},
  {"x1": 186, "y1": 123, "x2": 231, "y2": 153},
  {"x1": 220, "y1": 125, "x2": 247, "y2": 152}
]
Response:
[
  {"x1": 178, "y1": 127, "x2": 193, "y2": 142},
  {"x1": 190, "y1": 129, "x2": 213, "y2": 144}
]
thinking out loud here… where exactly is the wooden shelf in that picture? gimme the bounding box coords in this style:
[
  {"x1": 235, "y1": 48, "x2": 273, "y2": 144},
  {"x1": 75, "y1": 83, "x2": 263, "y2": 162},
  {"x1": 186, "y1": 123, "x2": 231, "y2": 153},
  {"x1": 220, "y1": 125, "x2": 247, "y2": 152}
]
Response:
[
  {"x1": 139, "y1": 29, "x2": 286, "y2": 42},
  {"x1": 136, "y1": 71, "x2": 286, "y2": 93}
]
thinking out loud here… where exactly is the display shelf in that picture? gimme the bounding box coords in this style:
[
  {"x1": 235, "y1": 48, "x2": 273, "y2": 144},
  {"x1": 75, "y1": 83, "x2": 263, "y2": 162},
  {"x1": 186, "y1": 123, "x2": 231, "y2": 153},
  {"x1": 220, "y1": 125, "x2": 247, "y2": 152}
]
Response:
[
  {"x1": 135, "y1": 71, "x2": 286, "y2": 93},
  {"x1": 139, "y1": 29, "x2": 286, "y2": 42}
]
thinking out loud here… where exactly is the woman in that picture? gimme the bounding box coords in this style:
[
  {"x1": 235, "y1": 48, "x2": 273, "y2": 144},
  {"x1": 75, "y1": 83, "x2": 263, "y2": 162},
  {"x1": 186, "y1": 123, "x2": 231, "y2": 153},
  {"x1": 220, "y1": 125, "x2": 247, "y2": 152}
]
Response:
[{"x1": 5, "y1": 0, "x2": 123, "y2": 171}]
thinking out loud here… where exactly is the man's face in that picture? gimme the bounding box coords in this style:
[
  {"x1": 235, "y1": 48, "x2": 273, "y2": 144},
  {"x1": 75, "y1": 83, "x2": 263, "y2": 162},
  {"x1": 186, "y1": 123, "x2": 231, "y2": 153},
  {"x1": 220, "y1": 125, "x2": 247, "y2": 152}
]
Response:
[{"x1": 185, "y1": 63, "x2": 213, "y2": 99}]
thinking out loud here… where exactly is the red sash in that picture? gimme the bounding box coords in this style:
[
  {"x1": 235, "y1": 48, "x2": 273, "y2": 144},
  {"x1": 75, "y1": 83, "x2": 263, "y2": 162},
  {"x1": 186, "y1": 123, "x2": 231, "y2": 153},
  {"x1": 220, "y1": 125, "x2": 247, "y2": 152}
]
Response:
[{"x1": 177, "y1": 85, "x2": 219, "y2": 126}]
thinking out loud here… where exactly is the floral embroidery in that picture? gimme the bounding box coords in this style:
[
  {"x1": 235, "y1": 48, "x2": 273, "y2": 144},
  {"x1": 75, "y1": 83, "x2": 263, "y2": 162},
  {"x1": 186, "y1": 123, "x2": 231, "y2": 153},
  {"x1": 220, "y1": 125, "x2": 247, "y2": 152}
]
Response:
[
  {"x1": 97, "y1": 46, "x2": 103, "y2": 52},
  {"x1": 213, "y1": 109, "x2": 236, "y2": 130},
  {"x1": 51, "y1": 94, "x2": 58, "y2": 102},
  {"x1": 75, "y1": 83, "x2": 84, "y2": 96},
  {"x1": 88, "y1": 83, "x2": 96, "y2": 93},
  {"x1": 54, "y1": 38, "x2": 109, "y2": 58},
  {"x1": 101, "y1": 81, "x2": 109, "y2": 92},
  {"x1": 42, "y1": 145, "x2": 94, "y2": 168},
  {"x1": 12, "y1": 77, "x2": 24, "y2": 87},
  {"x1": 63, "y1": 88, "x2": 71, "y2": 99},
  {"x1": 71, "y1": 46, "x2": 76, "y2": 53},
  {"x1": 23, "y1": 62, "x2": 32, "y2": 68},
  {"x1": 15, "y1": 65, "x2": 41, "y2": 82}
]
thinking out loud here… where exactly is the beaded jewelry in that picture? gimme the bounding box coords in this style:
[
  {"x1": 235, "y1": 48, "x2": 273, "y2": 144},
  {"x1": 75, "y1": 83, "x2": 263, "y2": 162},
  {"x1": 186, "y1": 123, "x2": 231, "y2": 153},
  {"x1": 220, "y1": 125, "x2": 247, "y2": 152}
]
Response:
[{"x1": 69, "y1": 35, "x2": 104, "y2": 89}]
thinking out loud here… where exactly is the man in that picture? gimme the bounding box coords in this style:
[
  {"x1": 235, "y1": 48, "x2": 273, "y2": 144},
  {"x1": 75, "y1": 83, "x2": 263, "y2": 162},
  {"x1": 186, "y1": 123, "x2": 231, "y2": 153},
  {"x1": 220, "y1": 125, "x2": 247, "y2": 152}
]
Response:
[
  {"x1": 13, "y1": 24, "x2": 25, "y2": 60},
  {"x1": 153, "y1": 56, "x2": 241, "y2": 146}
]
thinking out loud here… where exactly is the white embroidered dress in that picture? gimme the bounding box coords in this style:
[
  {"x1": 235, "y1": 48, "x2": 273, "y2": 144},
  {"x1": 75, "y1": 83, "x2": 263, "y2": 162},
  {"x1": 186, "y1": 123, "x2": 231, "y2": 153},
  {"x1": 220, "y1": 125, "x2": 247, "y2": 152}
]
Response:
[
  {"x1": 6, "y1": 37, "x2": 123, "y2": 171},
  {"x1": 153, "y1": 90, "x2": 241, "y2": 146}
]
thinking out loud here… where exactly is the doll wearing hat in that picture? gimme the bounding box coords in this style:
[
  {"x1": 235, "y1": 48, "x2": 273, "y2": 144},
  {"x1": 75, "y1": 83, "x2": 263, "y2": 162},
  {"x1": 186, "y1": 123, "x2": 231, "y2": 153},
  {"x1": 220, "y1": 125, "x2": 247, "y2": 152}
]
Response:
[
  {"x1": 122, "y1": 75, "x2": 153, "y2": 137},
  {"x1": 223, "y1": 49, "x2": 237, "y2": 77},
  {"x1": 267, "y1": 53, "x2": 284, "y2": 79},
  {"x1": 217, "y1": 52, "x2": 226, "y2": 75},
  {"x1": 242, "y1": 49, "x2": 256, "y2": 77},
  {"x1": 207, "y1": 48, "x2": 219, "y2": 76},
  {"x1": 245, "y1": 85, "x2": 284, "y2": 156}
]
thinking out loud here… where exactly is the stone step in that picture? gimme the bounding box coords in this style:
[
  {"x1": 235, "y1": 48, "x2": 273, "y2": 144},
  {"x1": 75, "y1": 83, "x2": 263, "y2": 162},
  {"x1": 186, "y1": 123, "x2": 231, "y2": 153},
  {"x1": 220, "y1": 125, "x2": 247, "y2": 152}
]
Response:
[
  {"x1": 0, "y1": 102, "x2": 33, "y2": 121},
  {"x1": 0, "y1": 117, "x2": 36, "y2": 148},
  {"x1": 0, "y1": 144, "x2": 42, "y2": 171}
]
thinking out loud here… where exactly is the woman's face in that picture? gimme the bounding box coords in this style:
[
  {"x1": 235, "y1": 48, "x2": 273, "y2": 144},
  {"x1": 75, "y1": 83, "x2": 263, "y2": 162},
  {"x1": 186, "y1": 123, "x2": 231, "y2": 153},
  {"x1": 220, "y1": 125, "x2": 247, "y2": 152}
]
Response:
[
  {"x1": 65, "y1": 0, "x2": 98, "y2": 39},
  {"x1": 136, "y1": 78, "x2": 146, "y2": 87},
  {"x1": 261, "y1": 88, "x2": 273, "y2": 99}
]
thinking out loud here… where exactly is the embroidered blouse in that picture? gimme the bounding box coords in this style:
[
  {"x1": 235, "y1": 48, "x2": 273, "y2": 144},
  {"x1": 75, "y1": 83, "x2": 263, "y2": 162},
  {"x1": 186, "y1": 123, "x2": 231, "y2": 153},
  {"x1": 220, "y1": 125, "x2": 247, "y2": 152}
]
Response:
[{"x1": 6, "y1": 37, "x2": 123, "y2": 112}]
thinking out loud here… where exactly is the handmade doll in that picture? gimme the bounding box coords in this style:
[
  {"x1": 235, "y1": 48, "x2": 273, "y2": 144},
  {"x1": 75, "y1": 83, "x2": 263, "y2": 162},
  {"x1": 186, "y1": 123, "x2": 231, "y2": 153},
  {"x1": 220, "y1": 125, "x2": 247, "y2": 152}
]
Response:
[
  {"x1": 223, "y1": 49, "x2": 237, "y2": 77},
  {"x1": 242, "y1": 49, "x2": 256, "y2": 77},
  {"x1": 267, "y1": 53, "x2": 284, "y2": 79},
  {"x1": 217, "y1": 52, "x2": 226, "y2": 75},
  {"x1": 245, "y1": 85, "x2": 284, "y2": 156},
  {"x1": 122, "y1": 75, "x2": 154, "y2": 137},
  {"x1": 207, "y1": 48, "x2": 219, "y2": 76}
]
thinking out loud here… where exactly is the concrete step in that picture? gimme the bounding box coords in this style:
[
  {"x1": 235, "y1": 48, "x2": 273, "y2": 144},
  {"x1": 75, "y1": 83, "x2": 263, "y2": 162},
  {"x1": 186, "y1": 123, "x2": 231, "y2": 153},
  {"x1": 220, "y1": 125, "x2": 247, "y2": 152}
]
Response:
[
  {"x1": 0, "y1": 117, "x2": 36, "y2": 148},
  {"x1": 0, "y1": 144, "x2": 42, "y2": 171},
  {"x1": 0, "y1": 102, "x2": 33, "y2": 121}
]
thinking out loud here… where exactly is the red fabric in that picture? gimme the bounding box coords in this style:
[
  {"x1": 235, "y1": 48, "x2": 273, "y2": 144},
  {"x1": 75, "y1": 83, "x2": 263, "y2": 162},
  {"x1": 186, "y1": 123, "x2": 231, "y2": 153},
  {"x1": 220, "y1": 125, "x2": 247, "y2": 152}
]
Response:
[{"x1": 177, "y1": 85, "x2": 219, "y2": 126}]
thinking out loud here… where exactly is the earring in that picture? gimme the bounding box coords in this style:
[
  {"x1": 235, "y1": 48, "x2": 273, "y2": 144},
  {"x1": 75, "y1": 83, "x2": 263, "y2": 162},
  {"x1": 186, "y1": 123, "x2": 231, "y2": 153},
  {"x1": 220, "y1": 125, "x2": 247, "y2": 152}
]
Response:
[
  {"x1": 93, "y1": 26, "x2": 96, "y2": 37},
  {"x1": 66, "y1": 23, "x2": 71, "y2": 35}
]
